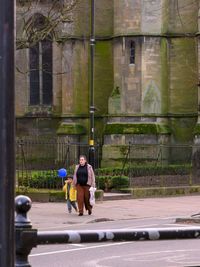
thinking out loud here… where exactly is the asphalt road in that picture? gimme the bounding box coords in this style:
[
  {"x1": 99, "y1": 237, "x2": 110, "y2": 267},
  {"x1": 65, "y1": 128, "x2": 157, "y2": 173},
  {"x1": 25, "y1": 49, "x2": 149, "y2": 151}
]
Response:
[
  {"x1": 27, "y1": 196, "x2": 200, "y2": 267},
  {"x1": 30, "y1": 239, "x2": 200, "y2": 267},
  {"x1": 29, "y1": 217, "x2": 200, "y2": 267}
]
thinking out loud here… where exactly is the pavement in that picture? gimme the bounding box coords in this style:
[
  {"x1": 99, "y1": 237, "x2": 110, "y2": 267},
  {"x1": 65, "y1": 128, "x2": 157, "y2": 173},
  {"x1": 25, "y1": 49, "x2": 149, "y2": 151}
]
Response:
[{"x1": 28, "y1": 194, "x2": 200, "y2": 230}]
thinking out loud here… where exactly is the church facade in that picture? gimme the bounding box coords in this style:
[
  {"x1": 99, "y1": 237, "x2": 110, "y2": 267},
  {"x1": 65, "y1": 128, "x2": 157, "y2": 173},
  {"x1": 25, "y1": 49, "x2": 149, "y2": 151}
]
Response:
[{"x1": 15, "y1": 0, "x2": 200, "y2": 166}]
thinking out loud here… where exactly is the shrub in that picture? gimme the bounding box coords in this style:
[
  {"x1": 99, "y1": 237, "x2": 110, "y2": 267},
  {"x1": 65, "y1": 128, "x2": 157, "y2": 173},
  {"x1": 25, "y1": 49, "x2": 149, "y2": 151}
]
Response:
[
  {"x1": 17, "y1": 170, "x2": 63, "y2": 189},
  {"x1": 96, "y1": 164, "x2": 191, "y2": 177},
  {"x1": 111, "y1": 176, "x2": 129, "y2": 188},
  {"x1": 17, "y1": 164, "x2": 191, "y2": 190},
  {"x1": 96, "y1": 175, "x2": 129, "y2": 191},
  {"x1": 96, "y1": 167, "x2": 128, "y2": 176}
]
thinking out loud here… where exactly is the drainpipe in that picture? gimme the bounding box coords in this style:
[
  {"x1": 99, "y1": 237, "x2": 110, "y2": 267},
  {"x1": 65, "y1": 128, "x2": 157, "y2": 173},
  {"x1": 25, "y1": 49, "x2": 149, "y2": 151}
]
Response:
[{"x1": 88, "y1": 0, "x2": 95, "y2": 169}]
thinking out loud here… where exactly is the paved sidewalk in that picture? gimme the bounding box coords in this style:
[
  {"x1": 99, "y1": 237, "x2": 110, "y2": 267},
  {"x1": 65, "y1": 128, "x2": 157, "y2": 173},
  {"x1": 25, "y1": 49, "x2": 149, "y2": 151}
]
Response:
[{"x1": 29, "y1": 195, "x2": 200, "y2": 230}]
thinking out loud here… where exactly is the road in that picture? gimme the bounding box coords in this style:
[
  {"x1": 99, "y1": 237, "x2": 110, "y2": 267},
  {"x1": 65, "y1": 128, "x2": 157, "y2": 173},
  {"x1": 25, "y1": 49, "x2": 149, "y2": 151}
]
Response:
[
  {"x1": 28, "y1": 196, "x2": 200, "y2": 267},
  {"x1": 30, "y1": 239, "x2": 200, "y2": 267},
  {"x1": 29, "y1": 217, "x2": 200, "y2": 267}
]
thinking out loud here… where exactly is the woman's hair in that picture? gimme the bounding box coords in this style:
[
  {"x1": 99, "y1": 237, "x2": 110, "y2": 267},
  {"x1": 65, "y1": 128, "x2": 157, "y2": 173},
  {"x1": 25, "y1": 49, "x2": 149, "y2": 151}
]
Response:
[{"x1": 79, "y1": 155, "x2": 87, "y2": 161}]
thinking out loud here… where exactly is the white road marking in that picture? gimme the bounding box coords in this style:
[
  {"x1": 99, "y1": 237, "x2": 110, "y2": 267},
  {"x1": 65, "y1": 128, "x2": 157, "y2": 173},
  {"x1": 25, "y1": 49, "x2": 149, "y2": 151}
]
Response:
[
  {"x1": 71, "y1": 244, "x2": 84, "y2": 247},
  {"x1": 122, "y1": 249, "x2": 200, "y2": 265},
  {"x1": 30, "y1": 244, "x2": 200, "y2": 267},
  {"x1": 30, "y1": 238, "x2": 200, "y2": 258},
  {"x1": 30, "y1": 242, "x2": 133, "y2": 257},
  {"x1": 125, "y1": 248, "x2": 200, "y2": 257},
  {"x1": 124, "y1": 224, "x2": 159, "y2": 229}
]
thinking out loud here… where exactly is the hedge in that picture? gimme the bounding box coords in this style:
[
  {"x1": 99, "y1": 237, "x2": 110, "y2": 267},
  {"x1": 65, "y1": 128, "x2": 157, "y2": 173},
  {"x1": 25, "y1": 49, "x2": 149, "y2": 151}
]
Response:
[
  {"x1": 96, "y1": 164, "x2": 191, "y2": 177},
  {"x1": 17, "y1": 170, "x2": 63, "y2": 189},
  {"x1": 96, "y1": 175, "x2": 129, "y2": 191},
  {"x1": 17, "y1": 164, "x2": 191, "y2": 190}
]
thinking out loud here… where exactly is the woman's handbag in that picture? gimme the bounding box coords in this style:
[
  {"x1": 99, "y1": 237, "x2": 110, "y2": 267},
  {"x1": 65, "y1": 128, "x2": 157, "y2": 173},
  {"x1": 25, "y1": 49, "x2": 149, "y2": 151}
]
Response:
[{"x1": 89, "y1": 186, "x2": 96, "y2": 206}]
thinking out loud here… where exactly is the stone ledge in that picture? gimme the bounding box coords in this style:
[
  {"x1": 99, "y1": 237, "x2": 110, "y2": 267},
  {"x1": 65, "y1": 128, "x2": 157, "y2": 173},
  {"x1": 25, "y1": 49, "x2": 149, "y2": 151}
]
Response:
[
  {"x1": 16, "y1": 186, "x2": 200, "y2": 202},
  {"x1": 103, "y1": 192, "x2": 132, "y2": 201},
  {"x1": 130, "y1": 175, "x2": 192, "y2": 187},
  {"x1": 130, "y1": 186, "x2": 200, "y2": 198},
  {"x1": 16, "y1": 189, "x2": 104, "y2": 202}
]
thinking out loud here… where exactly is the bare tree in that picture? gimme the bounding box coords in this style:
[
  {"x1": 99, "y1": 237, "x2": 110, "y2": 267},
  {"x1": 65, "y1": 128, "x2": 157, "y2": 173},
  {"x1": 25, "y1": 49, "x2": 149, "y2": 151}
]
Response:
[{"x1": 16, "y1": 0, "x2": 79, "y2": 50}]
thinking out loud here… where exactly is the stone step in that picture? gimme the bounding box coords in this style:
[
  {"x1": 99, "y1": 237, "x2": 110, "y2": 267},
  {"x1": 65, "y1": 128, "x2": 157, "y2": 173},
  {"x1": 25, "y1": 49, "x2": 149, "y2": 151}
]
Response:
[{"x1": 103, "y1": 192, "x2": 132, "y2": 201}]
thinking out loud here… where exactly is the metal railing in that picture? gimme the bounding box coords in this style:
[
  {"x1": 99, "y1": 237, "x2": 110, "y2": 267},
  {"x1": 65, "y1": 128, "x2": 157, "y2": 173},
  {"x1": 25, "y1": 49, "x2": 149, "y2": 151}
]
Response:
[
  {"x1": 16, "y1": 137, "x2": 101, "y2": 170},
  {"x1": 15, "y1": 138, "x2": 200, "y2": 190},
  {"x1": 121, "y1": 143, "x2": 193, "y2": 168},
  {"x1": 16, "y1": 138, "x2": 101, "y2": 189},
  {"x1": 119, "y1": 143, "x2": 197, "y2": 186},
  {"x1": 15, "y1": 195, "x2": 200, "y2": 267}
]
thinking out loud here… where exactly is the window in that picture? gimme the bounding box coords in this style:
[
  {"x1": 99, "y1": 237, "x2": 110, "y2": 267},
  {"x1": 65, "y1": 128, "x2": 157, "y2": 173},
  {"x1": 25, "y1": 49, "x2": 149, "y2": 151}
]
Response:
[
  {"x1": 130, "y1": 41, "x2": 135, "y2": 64},
  {"x1": 29, "y1": 39, "x2": 53, "y2": 105},
  {"x1": 27, "y1": 14, "x2": 53, "y2": 106}
]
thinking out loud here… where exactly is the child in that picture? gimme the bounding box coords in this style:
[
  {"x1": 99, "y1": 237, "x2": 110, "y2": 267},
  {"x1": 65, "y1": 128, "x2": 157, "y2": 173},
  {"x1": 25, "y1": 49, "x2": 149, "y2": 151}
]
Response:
[{"x1": 63, "y1": 176, "x2": 78, "y2": 213}]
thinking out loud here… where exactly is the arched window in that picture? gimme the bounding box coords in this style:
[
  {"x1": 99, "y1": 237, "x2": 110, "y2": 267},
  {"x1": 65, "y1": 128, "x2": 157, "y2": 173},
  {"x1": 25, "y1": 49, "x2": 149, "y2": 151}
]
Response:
[
  {"x1": 130, "y1": 41, "x2": 135, "y2": 65},
  {"x1": 29, "y1": 39, "x2": 52, "y2": 105},
  {"x1": 28, "y1": 14, "x2": 53, "y2": 106}
]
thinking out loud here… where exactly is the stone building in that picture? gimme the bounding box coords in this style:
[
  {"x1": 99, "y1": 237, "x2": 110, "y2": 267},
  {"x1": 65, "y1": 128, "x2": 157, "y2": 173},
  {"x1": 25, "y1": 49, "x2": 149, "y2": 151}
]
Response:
[{"x1": 16, "y1": 0, "x2": 200, "y2": 166}]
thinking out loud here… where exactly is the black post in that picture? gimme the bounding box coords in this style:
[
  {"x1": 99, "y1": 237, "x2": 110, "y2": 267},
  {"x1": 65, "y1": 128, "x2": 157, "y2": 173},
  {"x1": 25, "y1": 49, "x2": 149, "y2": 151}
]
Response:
[
  {"x1": 15, "y1": 195, "x2": 37, "y2": 267},
  {"x1": 88, "y1": 0, "x2": 95, "y2": 169},
  {"x1": 0, "y1": 0, "x2": 15, "y2": 266}
]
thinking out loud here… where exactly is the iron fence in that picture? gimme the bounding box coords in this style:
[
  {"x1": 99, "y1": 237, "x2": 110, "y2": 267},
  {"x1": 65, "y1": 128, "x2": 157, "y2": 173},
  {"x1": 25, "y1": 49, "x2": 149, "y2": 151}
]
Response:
[
  {"x1": 121, "y1": 144, "x2": 195, "y2": 188},
  {"x1": 16, "y1": 138, "x2": 200, "y2": 190},
  {"x1": 16, "y1": 137, "x2": 100, "y2": 189},
  {"x1": 121, "y1": 143, "x2": 193, "y2": 167}
]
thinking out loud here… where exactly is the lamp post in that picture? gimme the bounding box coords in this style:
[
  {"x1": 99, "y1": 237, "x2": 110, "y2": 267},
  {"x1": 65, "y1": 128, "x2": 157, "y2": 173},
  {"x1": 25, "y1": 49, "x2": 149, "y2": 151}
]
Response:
[
  {"x1": 0, "y1": 0, "x2": 15, "y2": 266},
  {"x1": 88, "y1": 0, "x2": 95, "y2": 169}
]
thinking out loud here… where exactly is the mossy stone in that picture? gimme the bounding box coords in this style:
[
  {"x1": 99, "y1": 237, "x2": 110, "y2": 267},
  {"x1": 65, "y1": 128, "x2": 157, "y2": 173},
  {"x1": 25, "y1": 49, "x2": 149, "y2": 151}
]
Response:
[
  {"x1": 57, "y1": 123, "x2": 86, "y2": 135},
  {"x1": 104, "y1": 123, "x2": 171, "y2": 135}
]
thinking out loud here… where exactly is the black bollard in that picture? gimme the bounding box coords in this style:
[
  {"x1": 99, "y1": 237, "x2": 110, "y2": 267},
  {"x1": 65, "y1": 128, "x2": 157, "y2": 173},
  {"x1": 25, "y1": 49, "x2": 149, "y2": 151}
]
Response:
[{"x1": 15, "y1": 195, "x2": 37, "y2": 267}]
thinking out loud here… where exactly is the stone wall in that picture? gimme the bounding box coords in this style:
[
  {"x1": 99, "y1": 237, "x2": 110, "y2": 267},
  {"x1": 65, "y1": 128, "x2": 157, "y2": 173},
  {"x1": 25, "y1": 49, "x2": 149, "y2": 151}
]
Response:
[
  {"x1": 114, "y1": 0, "x2": 141, "y2": 35},
  {"x1": 112, "y1": 37, "x2": 142, "y2": 114},
  {"x1": 141, "y1": 0, "x2": 162, "y2": 34},
  {"x1": 15, "y1": 1, "x2": 200, "y2": 166},
  {"x1": 62, "y1": 40, "x2": 89, "y2": 115},
  {"x1": 141, "y1": 37, "x2": 162, "y2": 114},
  {"x1": 163, "y1": 0, "x2": 198, "y2": 34}
]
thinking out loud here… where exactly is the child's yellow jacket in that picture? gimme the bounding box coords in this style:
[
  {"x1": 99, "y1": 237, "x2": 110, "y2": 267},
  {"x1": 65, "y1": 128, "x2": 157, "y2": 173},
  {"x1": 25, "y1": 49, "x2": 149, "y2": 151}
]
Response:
[{"x1": 63, "y1": 184, "x2": 77, "y2": 201}]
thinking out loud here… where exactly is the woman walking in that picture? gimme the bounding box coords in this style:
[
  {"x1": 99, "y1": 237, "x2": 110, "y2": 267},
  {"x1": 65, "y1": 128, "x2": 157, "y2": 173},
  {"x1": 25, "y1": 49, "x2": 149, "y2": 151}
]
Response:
[{"x1": 73, "y1": 155, "x2": 95, "y2": 216}]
